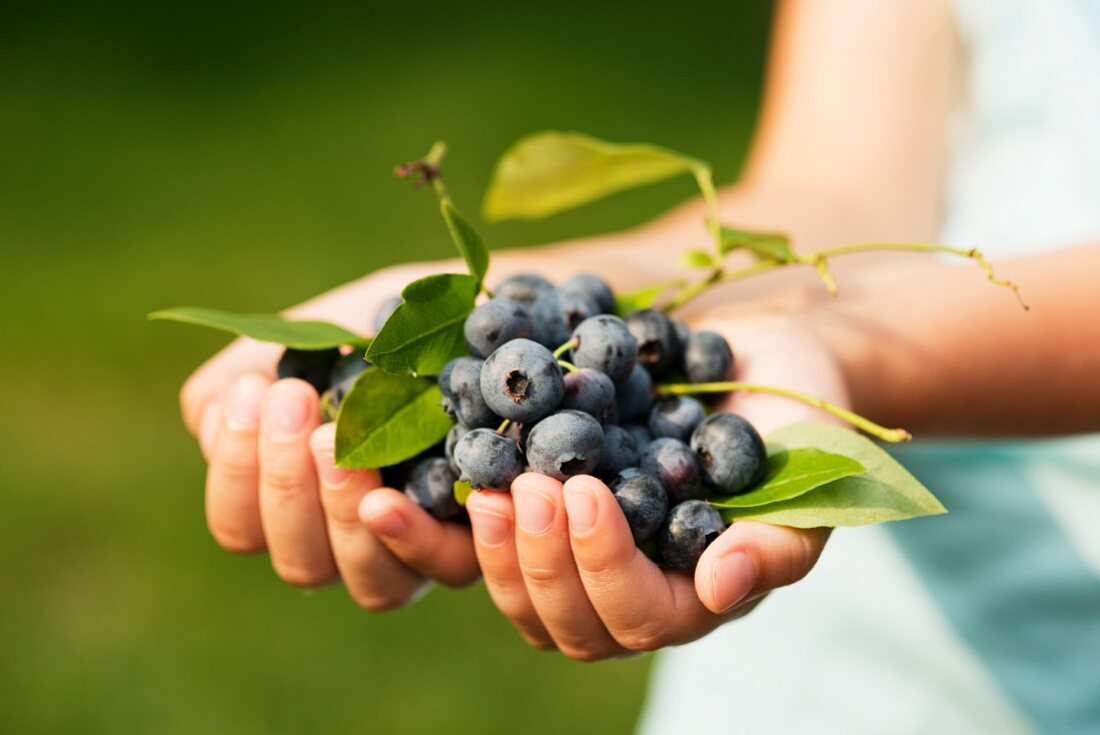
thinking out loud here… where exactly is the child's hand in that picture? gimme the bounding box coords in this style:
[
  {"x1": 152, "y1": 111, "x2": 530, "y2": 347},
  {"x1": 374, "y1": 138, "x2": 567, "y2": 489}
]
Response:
[
  {"x1": 179, "y1": 262, "x2": 481, "y2": 608},
  {"x1": 465, "y1": 315, "x2": 844, "y2": 659}
]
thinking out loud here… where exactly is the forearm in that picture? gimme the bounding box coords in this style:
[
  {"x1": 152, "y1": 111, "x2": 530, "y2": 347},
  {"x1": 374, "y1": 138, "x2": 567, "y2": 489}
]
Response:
[{"x1": 802, "y1": 242, "x2": 1100, "y2": 437}]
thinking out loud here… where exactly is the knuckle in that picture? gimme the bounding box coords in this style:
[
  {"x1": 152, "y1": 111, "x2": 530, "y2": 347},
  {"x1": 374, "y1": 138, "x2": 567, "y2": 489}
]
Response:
[
  {"x1": 520, "y1": 632, "x2": 557, "y2": 651},
  {"x1": 262, "y1": 466, "x2": 311, "y2": 506},
  {"x1": 518, "y1": 561, "x2": 562, "y2": 588},
  {"x1": 274, "y1": 559, "x2": 336, "y2": 589},
  {"x1": 613, "y1": 621, "x2": 668, "y2": 653},
  {"x1": 208, "y1": 522, "x2": 265, "y2": 555},
  {"x1": 351, "y1": 590, "x2": 408, "y2": 613},
  {"x1": 559, "y1": 643, "x2": 614, "y2": 663}
]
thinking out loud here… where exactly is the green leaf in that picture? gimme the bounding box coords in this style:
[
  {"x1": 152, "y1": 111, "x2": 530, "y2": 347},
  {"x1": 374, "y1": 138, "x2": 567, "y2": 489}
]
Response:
[
  {"x1": 148, "y1": 307, "x2": 370, "y2": 349},
  {"x1": 709, "y1": 448, "x2": 864, "y2": 509},
  {"x1": 440, "y1": 199, "x2": 489, "y2": 284},
  {"x1": 334, "y1": 370, "x2": 453, "y2": 469},
  {"x1": 615, "y1": 279, "x2": 684, "y2": 315},
  {"x1": 717, "y1": 423, "x2": 947, "y2": 527},
  {"x1": 453, "y1": 480, "x2": 474, "y2": 507},
  {"x1": 677, "y1": 249, "x2": 718, "y2": 270},
  {"x1": 719, "y1": 226, "x2": 794, "y2": 263},
  {"x1": 366, "y1": 273, "x2": 478, "y2": 376},
  {"x1": 483, "y1": 130, "x2": 706, "y2": 221}
]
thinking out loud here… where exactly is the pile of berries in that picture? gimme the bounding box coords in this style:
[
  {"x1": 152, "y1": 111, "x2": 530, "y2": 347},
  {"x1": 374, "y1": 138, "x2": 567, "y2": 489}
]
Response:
[{"x1": 277, "y1": 273, "x2": 769, "y2": 572}]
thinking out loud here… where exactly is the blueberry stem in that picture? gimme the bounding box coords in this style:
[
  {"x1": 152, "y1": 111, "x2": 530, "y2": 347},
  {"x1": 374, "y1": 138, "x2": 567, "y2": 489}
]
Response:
[
  {"x1": 656, "y1": 381, "x2": 912, "y2": 443},
  {"x1": 557, "y1": 360, "x2": 581, "y2": 375},
  {"x1": 496, "y1": 418, "x2": 512, "y2": 434},
  {"x1": 552, "y1": 340, "x2": 577, "y2": 359}
]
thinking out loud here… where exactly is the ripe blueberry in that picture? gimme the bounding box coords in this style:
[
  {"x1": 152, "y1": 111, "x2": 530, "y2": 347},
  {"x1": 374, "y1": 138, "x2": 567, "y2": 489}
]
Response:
[
  {"x1": 658, "y1": 500, "x2": 726, "y2": 572},
  {"x1": 493, "y1": 273, "x2": 555, "y2": 309},
  {"x1": 561, "y1": 273, "x2": 616, "y2": 314},
  {"x1": 684, "y1": 331, "x2": 735, "y2": 384},
  {"x1": 479, "y1": 338, "x2": 565, "y2": 423},
  {"x1": 611, "y1": 468, "x2": 669, "y2": 543},
  {"x1": 463, "y1": 298, "x2": 533, "y2": 359},
  {"x1": 648, "y1": 395, "x2": 706, "y2": 442},
  {"x1": 330, "y1": 350, "x2": 369, "y2": 388},
  {"x1": 624, "y1": 309, "x2": 681, "y2": 376},
  {"x1": 405, "y1": 457, "x2": 462, "y2": 520},
  {"x1": 562, "y1": 368, "x2": 617, "y2": 422},
  {"x1": 453, "y1": 428, "x2": 525, "y2": 490},
  {"x1": 439, "y1": 357, "x2": 499, "y2": 429},
  {"x1": 690, "y1": 412, "x2": 766, "y2": 495},
  {"x1": 640, "y1": 437, "x2": 703, "y2": 504},
  {"x1": 615, "y1": 363, "x2": 654, "y2": 422},
  {"x1": 571, "y1": 315, "x2": 638, "y2": 383},
  {"x1": 444, "y1": 422, "x2": 471, "y2": 474},
  {"x1": 277, "y1": 347, "x2": 341, "y2": 394},
  {"x1": 525, "y1": 410, "x2": 604, "y2": 481},
  {"x1": 621, "y1": 422, "x2": 653, "y2": 454},
  {"x1": 531, "y1": 289, "x2": 598, "y2": 349},
  {"x1": 596, "y1": 424, "x2": 641, "y2": 477}
]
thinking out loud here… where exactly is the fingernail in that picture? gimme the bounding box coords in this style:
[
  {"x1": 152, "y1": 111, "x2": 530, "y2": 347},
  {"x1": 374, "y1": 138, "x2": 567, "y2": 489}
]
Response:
[
  {"x1": 711, "y1": 551, "x2": 757, "y2": 612},
  {"x1": 313, "y1": 443, "x2": 354, "y2": 489},
  {"x1": 563, "y1": 485, "x2": 598, "y2": 535},
  {"x1": 198, "y1": 401, "x2": 221, "y2": 458},
  {"x1": 363, "y1": 505, "x2": 407, "y2": 540},
  {"x1": 225, "y1": 376, "x2": 264, "y2": 430},
  {"x1": 265, "y1": 383, "x2": 311, "y2": 440},
  {"x1": 468, "y1": 505, "x2": 511, "y2": 548},
  {"x1": 514, "y1": 487, "x2": 556, "y2": 535}
]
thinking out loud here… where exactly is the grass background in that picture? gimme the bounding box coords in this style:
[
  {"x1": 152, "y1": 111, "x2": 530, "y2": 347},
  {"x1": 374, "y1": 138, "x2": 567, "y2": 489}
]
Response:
[{"x1": 0, "y1": 2, "x2": 772, "y2": 731}]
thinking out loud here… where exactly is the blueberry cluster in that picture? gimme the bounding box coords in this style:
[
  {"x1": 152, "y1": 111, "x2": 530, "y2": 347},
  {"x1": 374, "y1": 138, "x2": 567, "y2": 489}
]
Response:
[{"x1": 279, "y1": 273, "x2": 766, "y2": 573}]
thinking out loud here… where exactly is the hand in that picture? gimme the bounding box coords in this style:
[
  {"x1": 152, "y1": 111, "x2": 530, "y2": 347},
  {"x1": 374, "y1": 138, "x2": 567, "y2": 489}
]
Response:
[
  {"x1": 464, "y1": 315, "x2": 846, "y2": 659},
  {"x1": 180, "y1": 261, "x2": 480, "y2": 608}
]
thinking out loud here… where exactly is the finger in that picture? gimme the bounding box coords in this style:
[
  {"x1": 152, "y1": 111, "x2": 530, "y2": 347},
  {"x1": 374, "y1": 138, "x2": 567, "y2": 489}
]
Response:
[
  {"x1": 205, "y1": 373, "x2": 271, "y2": 553},
  {"x1": 181, "y1": 338, "x2": 284, "y2": 434},
  {"x1": 198, "y1": 400, "x2": 221, "y2": 461},
  {"x1": 359, "y1": 488, "x2": 480, "y2": 588},
  {"x1": 309, "y1": 425, "x2": 428, "y2": 611},
  {"x1": 465, "y1": 490, "x2": 554, "y2": 650},
  {"x1": 512, "y1": 473, "x2": 626, "y2": 661},
  {"x1": 695, "y1": 521, "x2": 830, "y2": 615},
  {"x1": 258, "y1": 378, "x2": 336, "y2": 587},
  {"x1": 563, "y1": 475, "x2": 724, "y2": 652}
]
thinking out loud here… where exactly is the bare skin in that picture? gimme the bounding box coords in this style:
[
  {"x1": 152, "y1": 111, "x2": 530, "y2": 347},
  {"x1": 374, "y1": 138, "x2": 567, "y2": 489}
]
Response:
[{"x1": 178, "y1": 0, "x2": 1100, "y2": 657}]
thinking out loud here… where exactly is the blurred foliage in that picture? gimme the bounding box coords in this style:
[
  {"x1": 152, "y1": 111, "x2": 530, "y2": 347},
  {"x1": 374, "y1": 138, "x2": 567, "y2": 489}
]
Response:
[{"x1": 0, "y1": 1, "x2": 772, "y2": 732}]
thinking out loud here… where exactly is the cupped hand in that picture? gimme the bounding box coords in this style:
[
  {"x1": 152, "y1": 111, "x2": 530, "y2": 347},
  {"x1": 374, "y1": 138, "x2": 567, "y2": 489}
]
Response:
[{"x1": 466, "y1": 315, "x2": 846, "y2": 659}]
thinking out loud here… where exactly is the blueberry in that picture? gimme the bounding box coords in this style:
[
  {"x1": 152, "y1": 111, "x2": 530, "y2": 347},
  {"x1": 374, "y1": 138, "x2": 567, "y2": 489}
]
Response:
[
  {"x1": 625, "y1": 309, "x2": 681, "y2": 376},
  {"x1": 658, "y1": 500, "x2": 726, "y2": 572},
  {"x1": 439, "y1": 357, "x2": 499, "y2": 429},
  {"x1": 611, "y1": 468, "x2": 669, "y2": 543},
  {"x1": 672, "y1": 318, "x2": 692, "y2": 351},
  {"x1": 570, "y1": 315, "x2": 638, "y2": 382},
  {"x1": 463, "y1": 298, "x2": 533, "y2": 359},
  {"x1": 373, "y1": 296, "x2": 403, "y2": 334},
  {"x1": 525, "y1": 410, "x2": 604, "y2": 481},
  {"x1": 277, "y1": 347, "x2": 341, "y2": 394},
  {"x1": 596, "y1": 424, "x2": 641, "y2": 477},
  {"x1": 444, "y1": 422, "x2": 472, "y2": 474},
  {"x1": 405, "y1": 457, "x2": 462, "y2": 520},
  {"x1": 562, "y1": 368, "x2": 617, "y2": 422},
  {"x1": 494, "y1": 273, "x2": 555, "y2": 309},
  {"x1": 479, "y1": 338, "x2": 565, "y2": 423},
  {"x1": 684, "y1": 331, "x2": 735, "y2": 384},
  {"x1": 640, "y1": 437, "x2": 703, "y2": 504},
  {"x1": 648, "y1": 395, "x2": 706, "y2": 442},
  {"x1": 561, "y1": 273, "x2": 616, "y2": 314},
  {"x1": 531, "y1": 290, "x2": 598, "y2": 349},
  {"x1": 690, "y1": 412, "x2": 767, "y2": 495},
  {"x1": 615, "y1": 363, "x2": 654, "y2": 422},
  {"x1": 330, "y1": 350, "x2": 370, "y2": 387},
  {"x1": 454, "y1": 428, "x2": 525, "y2": 490},
  {"x1": 621, "y1": 422, "x2": 653, "y2": 454}
]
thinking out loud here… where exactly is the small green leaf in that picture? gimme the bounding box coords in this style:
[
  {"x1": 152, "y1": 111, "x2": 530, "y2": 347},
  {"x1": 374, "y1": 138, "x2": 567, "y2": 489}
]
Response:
[
  {"x1": 709, "y1": 448, "x2": 864, "y2": 509},
  {"x1": 719, "y1": 226, "x2": 794, "y2": 263},
  {"x1": 335, "y1": 370, "x2": 453, "y2": 469},
  {"x1": 366, "y1": 273, "x2": 479, "y2": 376},
  {"x1": 677, "y1": 250, "x2": 718, "y2": 270},
  {"x1": 441, "y1": 200, "x2": 489, "y2": 283},
  {"x1": 717, "y1": 423, "x2": 946, "y2": 527},
  {"x1": 483, "y1": 130, "x2": 706, "y2": 221},
  {"x1": 615, "y1": 279, "x2": 684, "y2": 315},
  {"x1": 453, "y1": 480, "x2": 474, "y2": 506},
  {"x1": 149, "y1": 307, "x2": 370, "y2": 349}
]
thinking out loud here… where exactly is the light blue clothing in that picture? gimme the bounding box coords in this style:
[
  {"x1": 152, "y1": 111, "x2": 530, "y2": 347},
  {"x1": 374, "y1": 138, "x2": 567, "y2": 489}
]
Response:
[{"x1": 640, "y1": 2, "x2": 1100, "y2": 733}]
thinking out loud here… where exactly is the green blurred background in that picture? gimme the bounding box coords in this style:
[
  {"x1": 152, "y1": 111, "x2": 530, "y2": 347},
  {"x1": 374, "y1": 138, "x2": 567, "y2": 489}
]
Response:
[{"x1": 0, "y1": 2, "x2": 772, "y2": 732}]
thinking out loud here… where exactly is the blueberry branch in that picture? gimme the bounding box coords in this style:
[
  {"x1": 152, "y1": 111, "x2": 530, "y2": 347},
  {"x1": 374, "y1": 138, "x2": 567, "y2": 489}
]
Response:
[
  {"x1": 655, "y1": 381, "x2": 912, "y2": 443},
  {"x1": 552, "y1": 339, "x2": 577, "y2": 358},
  {"x1": 557, "y1": 359, "x2": 581, "y2": 374}
]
